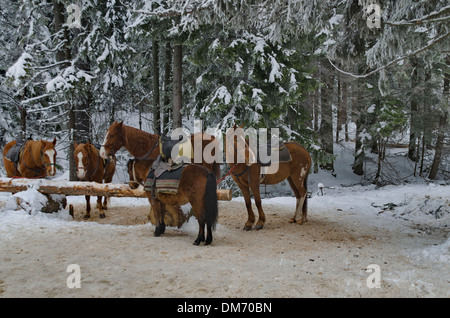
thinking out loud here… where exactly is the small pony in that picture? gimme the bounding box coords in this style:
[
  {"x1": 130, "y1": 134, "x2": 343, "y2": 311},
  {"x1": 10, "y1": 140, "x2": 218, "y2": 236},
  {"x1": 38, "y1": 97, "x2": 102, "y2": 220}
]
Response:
[
  {"x1": 74, "y1": 142, "x2": 116, "y2": 219},
  {"x1": 127, "y1": 158, "x2": 187, "y2": 228},
  {"x1": 136, "y1": 135, "x2": 219, "y2": 245},
  {"x1": 2, "y1": 137, "x2": 57, "y2": 178}
]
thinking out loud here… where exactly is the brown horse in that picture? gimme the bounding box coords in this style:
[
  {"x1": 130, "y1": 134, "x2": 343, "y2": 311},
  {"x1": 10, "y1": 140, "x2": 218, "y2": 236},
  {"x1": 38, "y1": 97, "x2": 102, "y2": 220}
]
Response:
[
  {"x1": 99, "y1": 121, "x2": 220, "y2": 179},
  {"x1": 126, "y1": 142, "x2": 218, "y2": 246},
  {"x1": 74, "y1": 142, "x2": 116, "y2": 219},
  {"x1": 149, "y1": 163, "x2": 218, "y2": 245},
  {"x1": 226, "y1": 125, "x2": 311, "y2": 230},
  {"x1": 2, "y1": 138, "x2": 57, "y2": 178},
  {"x1": 127, "y1": 158, "x2": 187, "y2": 228}
]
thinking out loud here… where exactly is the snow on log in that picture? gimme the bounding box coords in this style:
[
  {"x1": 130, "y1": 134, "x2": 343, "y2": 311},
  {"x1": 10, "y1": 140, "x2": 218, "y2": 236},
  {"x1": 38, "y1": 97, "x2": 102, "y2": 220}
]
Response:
[{"x1": 0, "y1": 178, "x2": 232, "y2": 201}]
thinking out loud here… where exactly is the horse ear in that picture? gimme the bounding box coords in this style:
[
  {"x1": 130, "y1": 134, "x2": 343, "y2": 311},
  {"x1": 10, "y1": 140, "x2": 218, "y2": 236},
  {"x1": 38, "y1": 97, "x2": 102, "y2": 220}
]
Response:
[
  {"x1": 239, "y1": 123, "x2": 244, "y2": 129},
  {"x1": 52, "y1": 137, "x2": 57, "y2": 145},
  {"x1": 74, "y1": 142, "x2": 78, "y2": 149}
]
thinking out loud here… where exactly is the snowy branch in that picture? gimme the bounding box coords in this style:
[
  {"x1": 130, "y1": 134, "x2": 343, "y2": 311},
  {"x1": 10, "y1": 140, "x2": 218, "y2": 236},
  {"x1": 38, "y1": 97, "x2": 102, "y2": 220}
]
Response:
[
  {"x1": 328, "y1": 30, "x2": 450, "y2": 79},
  {"x1": 384, "y1": 5, "x2": 450, "y2": 26}
]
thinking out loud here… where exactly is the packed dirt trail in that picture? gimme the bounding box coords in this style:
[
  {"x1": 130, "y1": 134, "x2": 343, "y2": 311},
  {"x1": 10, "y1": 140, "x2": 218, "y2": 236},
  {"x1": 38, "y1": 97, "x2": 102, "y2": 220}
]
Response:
[{"x1": 0, "y1": 194, "x2": 448, "y2": 298}]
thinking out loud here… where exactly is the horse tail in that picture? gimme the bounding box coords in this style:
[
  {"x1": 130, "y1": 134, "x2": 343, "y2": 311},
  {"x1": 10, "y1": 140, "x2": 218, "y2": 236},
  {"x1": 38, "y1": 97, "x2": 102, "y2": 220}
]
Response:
[
  {"x1": 204, "y1": 172, "x2": 218, "y2": 230},
  {"x1": 303, "y1": 172, "x2": 308, "y2": 214}
]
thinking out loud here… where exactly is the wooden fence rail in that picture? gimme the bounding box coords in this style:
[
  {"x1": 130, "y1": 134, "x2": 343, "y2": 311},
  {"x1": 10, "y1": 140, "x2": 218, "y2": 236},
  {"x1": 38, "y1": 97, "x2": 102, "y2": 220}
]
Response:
[{"x1": 0, "y1": 178, "x2": 232, "y2": 201}]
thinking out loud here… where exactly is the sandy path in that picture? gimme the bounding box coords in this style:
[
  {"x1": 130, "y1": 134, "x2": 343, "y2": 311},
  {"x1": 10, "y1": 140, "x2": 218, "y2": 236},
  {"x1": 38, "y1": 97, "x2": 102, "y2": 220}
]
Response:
[{"x1": 0, "y1": 197, "x2": 448, "y2": 298}]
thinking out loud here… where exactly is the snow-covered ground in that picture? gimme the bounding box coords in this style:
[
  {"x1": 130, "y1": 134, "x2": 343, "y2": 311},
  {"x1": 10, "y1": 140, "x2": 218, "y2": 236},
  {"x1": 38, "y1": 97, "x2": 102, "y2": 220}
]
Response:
[{"x1": 0, "y1": 175, "x2": 449, "y2": 297}]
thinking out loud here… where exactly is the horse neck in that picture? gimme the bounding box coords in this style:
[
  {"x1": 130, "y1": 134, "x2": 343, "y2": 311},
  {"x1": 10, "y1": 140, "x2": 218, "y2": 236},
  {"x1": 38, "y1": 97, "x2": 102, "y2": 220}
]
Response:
[
  {"x1": 25, "y1": 141, "x2": 43, "y2": 167},
  {"x1": 86, "y1": 145, "x2": 100, "y2": 174},
  {"x1": 122, "y1": 125, "x2": 158, "y2": 158}
]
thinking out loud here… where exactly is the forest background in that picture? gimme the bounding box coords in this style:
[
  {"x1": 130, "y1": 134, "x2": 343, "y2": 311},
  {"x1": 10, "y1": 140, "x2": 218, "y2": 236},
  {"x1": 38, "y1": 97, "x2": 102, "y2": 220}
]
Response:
[{"x1": 0, "y1": 0, "x2": 448, "y2": 185}]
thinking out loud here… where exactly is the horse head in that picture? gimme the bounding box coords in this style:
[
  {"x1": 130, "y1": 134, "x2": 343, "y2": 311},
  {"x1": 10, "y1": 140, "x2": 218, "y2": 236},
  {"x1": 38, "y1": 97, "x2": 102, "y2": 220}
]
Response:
[
  {"x1": 100, "y1": 121, "x2": 124, "y2": 159},
  {"x1": 127, "y1": 158, "x2": 154, "y2": 189},
  {"x1": 127, "y1": 159, "x2": 140, "y2": 189},
  {"x1": 42, "y1": 138, "x2": 57, "y2": 177},
  {"x1": 74, "y1": 142, "x2": 95, "y2": 180}
]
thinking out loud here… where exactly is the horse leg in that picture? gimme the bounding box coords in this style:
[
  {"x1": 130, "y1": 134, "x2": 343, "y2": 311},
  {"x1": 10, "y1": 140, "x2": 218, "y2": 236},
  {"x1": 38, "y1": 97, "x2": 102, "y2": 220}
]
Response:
[
  {"x1": 240, "y1": 186, "x2": 255, "y2": 231},
  {"x1": 102, "y1": 196, "x2": 108, "y2": 210},
  {"x1": 84, "y1": 195, "x2": 91, "y2": 219},
  {"x1": 153, "y1": 199, "x2": 166, "y2": 237},
  {"x1": 190, "y1": 199, "x2": 206, "y2": 245},
  {"x1": 287, "y1": 176, "x2": 308, "y2": 224},
  {"x1": 287, "y1": 177, "x2": 300, "y2": 223},
  {"x1": 97, "y1": 196, "x2": 105, "y2": 218},
  {"x1": 249, "y1": 183, "x2": 265, "y2": 230}
]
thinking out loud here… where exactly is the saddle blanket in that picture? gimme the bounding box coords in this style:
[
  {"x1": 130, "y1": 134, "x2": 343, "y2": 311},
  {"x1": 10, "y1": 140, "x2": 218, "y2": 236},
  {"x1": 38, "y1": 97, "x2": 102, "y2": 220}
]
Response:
[{"x1": 144, "y1": 160, "x2": 185, "y2": 195}]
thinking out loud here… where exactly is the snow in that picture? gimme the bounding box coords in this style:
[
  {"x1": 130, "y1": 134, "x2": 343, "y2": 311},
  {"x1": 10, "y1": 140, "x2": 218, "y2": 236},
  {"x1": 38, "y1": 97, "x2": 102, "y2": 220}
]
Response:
[{"x1": 6, "y1": 52, "x2": 32, "y2": 87}]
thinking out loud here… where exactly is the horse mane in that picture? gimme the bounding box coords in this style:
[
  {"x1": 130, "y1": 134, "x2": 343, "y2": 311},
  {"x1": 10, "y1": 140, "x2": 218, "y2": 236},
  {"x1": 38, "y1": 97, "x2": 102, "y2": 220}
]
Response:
[{"x1": 122, "y1": 124, "x2": 159, "y2": 158}]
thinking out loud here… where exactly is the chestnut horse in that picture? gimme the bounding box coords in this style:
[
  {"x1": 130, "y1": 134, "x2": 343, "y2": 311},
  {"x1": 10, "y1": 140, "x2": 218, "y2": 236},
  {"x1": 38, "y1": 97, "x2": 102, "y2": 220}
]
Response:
[
  {"x1": 2, "y1": 138, "x2": 57, "y2": 178},
  {"x1": 226, "y1": 126, "x2": 311, "y2": 230},
  {"x1": 99, "y1": 121, "x2": 220, "y2": 179},
  {"x1": 74, "y1": 142, "x2": 116, "y2": 219}
]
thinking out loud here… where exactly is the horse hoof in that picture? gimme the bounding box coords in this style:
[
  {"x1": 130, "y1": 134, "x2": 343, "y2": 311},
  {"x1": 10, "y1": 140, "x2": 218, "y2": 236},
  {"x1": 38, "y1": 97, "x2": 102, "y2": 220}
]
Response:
[
  {"x1": 296, "y1": 219, "x2": 306, "y2": 225},
  {"x1": 255, "y1": 225, "x2": 264, "y2": 230},
  {"x1": 243, "y1": 226, "x2": 252, "y2": 231},
  {"x1": 288, "y1": 218, "x2": 295, "y2": 223},
  {"x1": 193, "y1": 240, "x2": 200, "y2": 246},
  {"x1": 83, "y1": 215, "x2": 90, "y2": 220},
  {"x1": 99, "y1": 213, "x2": 106, "y2": 219}
]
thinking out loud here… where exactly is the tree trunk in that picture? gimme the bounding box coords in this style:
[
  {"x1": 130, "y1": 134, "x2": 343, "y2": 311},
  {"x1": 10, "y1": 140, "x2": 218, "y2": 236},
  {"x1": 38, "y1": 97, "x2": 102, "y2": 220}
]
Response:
[
  {"x1": 408, "y1": 57, "x2": 420, "y2": 161},
  {"x1": 172, "y1": 44, "x2": 183, "y2": 129},
  {"x1": 152, "y1": 40, "x2": 161, "y2": 134},
  {"x1": 53, "y1": 0, "x2": 75, "y2": 180},
  {"x1": 352, "y1": 83, "x2": 365, "y2": 176},
  {"x1": 162, "y1": 42, "x2": 172, "y2": 135},
  {"x1": 319, "y1": 61, "x2": 334, "y2": 172},
  {"x1": 429, "y1": 55, "x2": 449, "y2": 179}
]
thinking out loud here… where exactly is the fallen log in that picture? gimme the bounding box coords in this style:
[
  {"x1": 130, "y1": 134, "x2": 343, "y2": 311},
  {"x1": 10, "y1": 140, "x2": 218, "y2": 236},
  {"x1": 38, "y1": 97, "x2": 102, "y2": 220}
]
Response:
[{"x1": 0, "y1": 178, "x2": 232, "y2": 201}]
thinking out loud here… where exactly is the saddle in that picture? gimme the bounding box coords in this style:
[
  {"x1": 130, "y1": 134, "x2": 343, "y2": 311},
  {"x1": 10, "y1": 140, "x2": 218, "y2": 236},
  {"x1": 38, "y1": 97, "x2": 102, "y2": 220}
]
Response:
[
  {"x1": 5, "y1": 137, "x2": 32, "y2": 165},
  {"x1": 257, "y1": 142, "x2": 292, "y2": 166}
]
